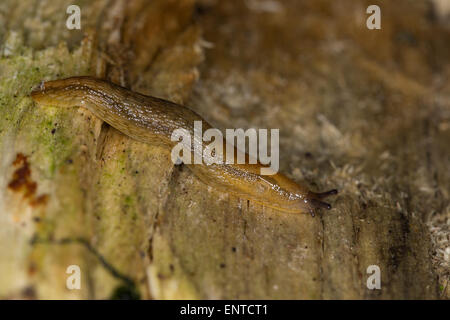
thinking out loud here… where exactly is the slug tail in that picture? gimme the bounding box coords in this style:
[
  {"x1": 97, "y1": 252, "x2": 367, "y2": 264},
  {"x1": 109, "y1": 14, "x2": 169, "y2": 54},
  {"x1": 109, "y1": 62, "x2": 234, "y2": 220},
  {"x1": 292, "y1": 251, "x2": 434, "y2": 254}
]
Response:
[{"x1": 306, "y1": 189, "x2": 338, "y2": 217}]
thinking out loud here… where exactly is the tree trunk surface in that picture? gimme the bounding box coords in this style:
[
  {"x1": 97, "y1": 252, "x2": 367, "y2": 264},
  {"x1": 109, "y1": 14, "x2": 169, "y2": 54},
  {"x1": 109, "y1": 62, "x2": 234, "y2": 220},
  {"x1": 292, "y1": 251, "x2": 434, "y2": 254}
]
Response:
[{"x1": 0, "y1": 0, "x2": 448, "y2": 299}]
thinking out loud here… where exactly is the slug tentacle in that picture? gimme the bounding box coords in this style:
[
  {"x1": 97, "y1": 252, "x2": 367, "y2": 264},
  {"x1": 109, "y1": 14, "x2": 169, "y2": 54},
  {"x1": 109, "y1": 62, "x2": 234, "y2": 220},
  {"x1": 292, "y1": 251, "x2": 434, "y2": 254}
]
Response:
[
  {"x1": 305, "y1": 189, "x2": 338, "y2": 216},
  {"x1": 31, "y1": 76, "x2": 337, "y2": 216},
  {"x1": 312, "y1": 189, "x2": 338, "y2": 199}
]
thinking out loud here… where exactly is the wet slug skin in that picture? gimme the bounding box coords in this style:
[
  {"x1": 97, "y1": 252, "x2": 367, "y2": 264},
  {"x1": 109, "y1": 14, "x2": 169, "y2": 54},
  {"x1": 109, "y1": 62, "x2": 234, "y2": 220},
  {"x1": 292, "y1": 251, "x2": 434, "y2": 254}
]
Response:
[{"x1": 31, "y1": 76, "x2": 337, "y2": 216}]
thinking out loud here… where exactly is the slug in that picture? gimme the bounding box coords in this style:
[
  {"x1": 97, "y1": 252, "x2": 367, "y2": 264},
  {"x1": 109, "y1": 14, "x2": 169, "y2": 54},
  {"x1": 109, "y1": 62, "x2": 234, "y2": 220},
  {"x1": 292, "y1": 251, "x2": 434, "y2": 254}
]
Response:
[{"x1": 30, "y1": 76, "x2": 337, "y2": 216}]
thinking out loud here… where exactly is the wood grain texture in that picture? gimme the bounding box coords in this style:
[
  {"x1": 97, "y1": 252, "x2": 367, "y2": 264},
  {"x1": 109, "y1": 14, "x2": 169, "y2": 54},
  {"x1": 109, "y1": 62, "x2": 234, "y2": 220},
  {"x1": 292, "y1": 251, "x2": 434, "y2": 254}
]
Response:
[{"x1": 0, "y1": 0, "x2": 448, "y2": 299}]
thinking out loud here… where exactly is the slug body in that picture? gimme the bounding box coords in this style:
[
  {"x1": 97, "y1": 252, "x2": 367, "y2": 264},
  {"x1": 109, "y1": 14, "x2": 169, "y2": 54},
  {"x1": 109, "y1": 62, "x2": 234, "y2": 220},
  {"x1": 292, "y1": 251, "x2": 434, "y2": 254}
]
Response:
[{"x1": 31, "y1": 76, "x2": 336, "y2": 216}]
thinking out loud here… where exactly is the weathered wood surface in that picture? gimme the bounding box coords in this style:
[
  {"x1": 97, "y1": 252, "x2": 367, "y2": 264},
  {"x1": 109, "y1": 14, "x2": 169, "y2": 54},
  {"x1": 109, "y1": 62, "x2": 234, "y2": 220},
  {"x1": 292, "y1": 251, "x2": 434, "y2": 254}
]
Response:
[{"x1": 0, "y1": 0, "x2": 448, "y2": 299}]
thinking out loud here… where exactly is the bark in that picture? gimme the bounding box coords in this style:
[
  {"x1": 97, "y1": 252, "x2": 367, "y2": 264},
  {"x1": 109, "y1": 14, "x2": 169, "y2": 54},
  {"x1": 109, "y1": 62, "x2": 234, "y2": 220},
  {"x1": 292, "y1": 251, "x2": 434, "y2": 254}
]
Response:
[{"x1": 0, "y1": 0, "x2": 448, "y2": 299}]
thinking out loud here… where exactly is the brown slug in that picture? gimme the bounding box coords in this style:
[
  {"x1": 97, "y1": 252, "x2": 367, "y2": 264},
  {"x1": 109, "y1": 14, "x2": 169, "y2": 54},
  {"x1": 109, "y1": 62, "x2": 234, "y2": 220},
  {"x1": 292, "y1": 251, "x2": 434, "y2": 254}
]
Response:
[{"x1": 30, "y1": 76, "x2": 337, "y2": 216}]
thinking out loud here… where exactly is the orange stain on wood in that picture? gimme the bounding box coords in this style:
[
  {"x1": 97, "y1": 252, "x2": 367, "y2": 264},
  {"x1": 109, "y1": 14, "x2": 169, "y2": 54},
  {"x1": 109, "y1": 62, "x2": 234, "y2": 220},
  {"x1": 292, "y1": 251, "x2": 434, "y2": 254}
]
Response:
[{"x1": 8, "y1": 153, "x2": 49, "y2": 207}]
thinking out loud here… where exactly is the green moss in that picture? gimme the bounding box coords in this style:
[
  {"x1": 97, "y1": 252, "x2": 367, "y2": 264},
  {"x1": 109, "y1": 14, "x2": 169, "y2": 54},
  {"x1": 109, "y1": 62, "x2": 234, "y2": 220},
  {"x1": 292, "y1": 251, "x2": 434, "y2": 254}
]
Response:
[
  {"x1": 30, "y1": 113, "x2": 74, "y2": 177},
  {"x1": 124, "y1": 195, "x2": 133, "y2": 206},
  {"x1": 0, "y1": 32, "x2": 91, "y2": 177},
  {"x1": 123, "y1": 195, "x2": 138, "y2": 221}
]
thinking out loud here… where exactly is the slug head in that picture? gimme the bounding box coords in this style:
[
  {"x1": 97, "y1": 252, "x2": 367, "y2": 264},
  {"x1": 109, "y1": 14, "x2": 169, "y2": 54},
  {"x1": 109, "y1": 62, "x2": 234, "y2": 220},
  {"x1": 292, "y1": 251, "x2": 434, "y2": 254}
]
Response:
[{"x1": 30, "y1": 77, "x2": 101, "y2": 108}]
